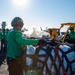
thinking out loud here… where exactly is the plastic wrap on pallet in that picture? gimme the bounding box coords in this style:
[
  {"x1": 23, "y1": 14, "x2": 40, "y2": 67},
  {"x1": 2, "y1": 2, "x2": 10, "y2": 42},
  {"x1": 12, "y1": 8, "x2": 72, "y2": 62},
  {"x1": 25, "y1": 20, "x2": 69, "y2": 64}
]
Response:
[
  {"x1": 59, "y1": 45, "x2": 71, "y2": 52},
  {"x1": 26, "y1": 45, "x2": 36, "y2": 54},
  {"x1": 26, "y1": 45, "x2": 36, "y2": 66},
  {"x1": 24, "y1": 44, "x2": 75, "y2": 75},
  {"x1": 59, "y1": 44, "x2": 75, "y2": 73}
]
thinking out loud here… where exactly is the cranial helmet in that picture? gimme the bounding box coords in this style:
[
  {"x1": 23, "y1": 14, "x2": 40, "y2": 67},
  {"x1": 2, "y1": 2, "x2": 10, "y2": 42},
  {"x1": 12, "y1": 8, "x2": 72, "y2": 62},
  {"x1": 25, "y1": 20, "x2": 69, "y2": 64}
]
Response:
[{"x1": 11, "y1": 17, "x2": 24, "y2": 26}]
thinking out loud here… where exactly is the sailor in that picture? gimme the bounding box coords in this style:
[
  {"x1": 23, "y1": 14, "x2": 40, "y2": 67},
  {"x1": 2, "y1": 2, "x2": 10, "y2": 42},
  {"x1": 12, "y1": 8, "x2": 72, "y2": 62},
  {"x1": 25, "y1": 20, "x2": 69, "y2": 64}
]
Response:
[
  {"x1": 0, "y1": 21, "x2": 7, "y2": 53},
  {"x1": 6, "y1": 17, "x2": 46, "y2": 75}
]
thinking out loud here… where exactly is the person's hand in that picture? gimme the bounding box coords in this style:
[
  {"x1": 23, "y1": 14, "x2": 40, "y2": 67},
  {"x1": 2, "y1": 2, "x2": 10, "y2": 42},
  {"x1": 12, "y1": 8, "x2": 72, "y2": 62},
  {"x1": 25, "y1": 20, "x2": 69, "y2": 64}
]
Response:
[{"x1": 37, "y1": 39, "x2": 47, "y2": 46}]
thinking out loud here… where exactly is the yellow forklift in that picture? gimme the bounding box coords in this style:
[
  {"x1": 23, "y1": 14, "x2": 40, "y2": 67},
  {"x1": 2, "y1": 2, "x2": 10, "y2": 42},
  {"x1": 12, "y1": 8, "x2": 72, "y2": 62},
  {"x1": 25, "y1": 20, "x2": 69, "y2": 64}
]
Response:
[
  {"x1": 48, "y1": 28, "x2": 60, "y2": 40},
  {"x1": 48, "y1": 22, "x2": 75, "y2": 42}
]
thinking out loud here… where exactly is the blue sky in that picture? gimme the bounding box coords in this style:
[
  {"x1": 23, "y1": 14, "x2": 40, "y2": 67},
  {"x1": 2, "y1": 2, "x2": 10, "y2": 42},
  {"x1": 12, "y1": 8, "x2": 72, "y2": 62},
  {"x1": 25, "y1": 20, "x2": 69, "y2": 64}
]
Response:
[{"x1": 0, "y1": 0, "x2": 75, "y2": 32}]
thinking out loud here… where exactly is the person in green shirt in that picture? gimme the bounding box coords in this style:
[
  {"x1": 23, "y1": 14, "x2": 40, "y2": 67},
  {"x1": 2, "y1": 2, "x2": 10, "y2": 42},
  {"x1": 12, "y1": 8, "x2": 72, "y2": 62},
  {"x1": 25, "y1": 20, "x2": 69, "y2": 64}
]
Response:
[
  {"x1": 66, "y1": 27, "x2": 75, "y2": 44},
  {"x1": 6, "y1": 17, "x2": 46, "y2": 75},
  {"x1": 1, "y1": 22, "x2": 7, "y2": 53}
]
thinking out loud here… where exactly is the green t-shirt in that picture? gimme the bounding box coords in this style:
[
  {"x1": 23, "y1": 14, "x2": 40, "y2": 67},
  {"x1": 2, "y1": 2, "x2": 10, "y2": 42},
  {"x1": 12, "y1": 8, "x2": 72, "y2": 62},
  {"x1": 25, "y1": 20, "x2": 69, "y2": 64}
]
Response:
[
  {"x1": 0, "y1": 30, "x2": 8, "y2": 41},
  {"x1": 6, "y1": 28, "x2": 38, "y2": 59},
  {"x1": 69, "y1": 31, "x2": 75, "y2": 40}
]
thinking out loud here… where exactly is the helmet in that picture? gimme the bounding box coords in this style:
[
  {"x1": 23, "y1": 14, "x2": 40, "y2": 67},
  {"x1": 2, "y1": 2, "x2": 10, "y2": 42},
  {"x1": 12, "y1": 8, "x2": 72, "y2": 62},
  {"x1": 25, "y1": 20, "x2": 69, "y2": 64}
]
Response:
[
  {"x1": 1, "y1": 21, "x2": 7, "y2": 26},
  {"x1": 11, "y1": 17, "x2": 24, "y2": 26},
  {"x1": 70, "y1": 27, "x2": 74, "y2": 30}
]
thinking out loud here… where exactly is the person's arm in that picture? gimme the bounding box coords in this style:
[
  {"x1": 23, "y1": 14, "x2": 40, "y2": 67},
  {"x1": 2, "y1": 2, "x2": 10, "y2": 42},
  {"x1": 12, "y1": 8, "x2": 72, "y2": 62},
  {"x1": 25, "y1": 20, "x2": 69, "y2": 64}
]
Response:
[{"x1": 14, "y1": 32, "x2": 38, "y2": 45}]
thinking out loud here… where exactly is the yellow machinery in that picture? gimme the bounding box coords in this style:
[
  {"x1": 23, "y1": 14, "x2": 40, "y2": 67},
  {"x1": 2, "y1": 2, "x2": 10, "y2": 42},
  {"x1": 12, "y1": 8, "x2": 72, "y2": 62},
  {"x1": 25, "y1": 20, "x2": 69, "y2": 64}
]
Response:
[
  {"x1": 60, "y1": 23, "x2": 75, "y2": 42},
  {"x1": 48, "y1": 22, "x2": 75, "y2": 42},
  {"x1": 48, "y1": 28, "x2": 60, "y2": 40}
]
